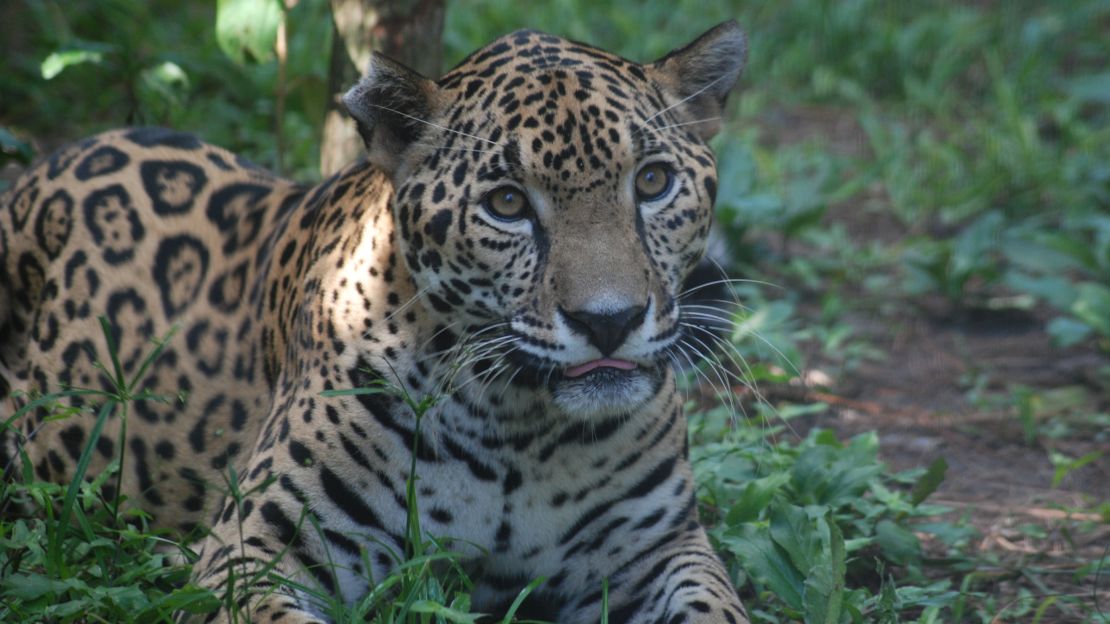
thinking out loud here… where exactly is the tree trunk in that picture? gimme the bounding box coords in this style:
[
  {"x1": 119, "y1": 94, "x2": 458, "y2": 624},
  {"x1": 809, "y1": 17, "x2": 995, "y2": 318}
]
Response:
[{"x1": 320, "y1": 0, "x2": 444, "y2": 176}]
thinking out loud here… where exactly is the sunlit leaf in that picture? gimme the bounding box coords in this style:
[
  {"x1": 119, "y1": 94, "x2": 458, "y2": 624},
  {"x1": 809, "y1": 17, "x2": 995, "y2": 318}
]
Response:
[
  {"x1": 41, "y1": 48, "x2": 106, "y2": 80},
  {"x1": 216, "y1": 0, "x2": 283, "y2": 65}
]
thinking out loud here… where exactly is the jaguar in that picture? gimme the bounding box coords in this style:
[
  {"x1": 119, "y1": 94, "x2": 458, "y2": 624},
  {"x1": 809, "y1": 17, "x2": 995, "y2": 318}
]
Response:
[{"x1": 1, "y1": 22, "x2": 748, "y2": 623}]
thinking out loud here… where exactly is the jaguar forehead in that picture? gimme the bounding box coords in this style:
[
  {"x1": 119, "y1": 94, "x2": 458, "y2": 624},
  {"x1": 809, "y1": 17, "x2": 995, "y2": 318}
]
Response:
[{"x1": 440, "y1": 28, "x2": 647, "y2": 85}]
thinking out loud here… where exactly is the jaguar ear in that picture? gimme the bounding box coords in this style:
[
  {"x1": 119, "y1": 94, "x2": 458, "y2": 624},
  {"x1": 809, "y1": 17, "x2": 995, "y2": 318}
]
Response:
[
  {"x1": 646, "y1": 21, "x2": 747, "y2": 140},
  {"x1": 343, "y1": 52, "x2": 441, "y2": 174}
]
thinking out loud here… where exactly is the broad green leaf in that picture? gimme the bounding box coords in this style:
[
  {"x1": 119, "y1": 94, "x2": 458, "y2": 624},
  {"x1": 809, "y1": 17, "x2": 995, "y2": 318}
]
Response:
[
  {"x1": 803, "y1": 515, "x2": 845, "y2": 624},
  {"x1": 875, "y1": 574, "x2": 900, "y2": 623},
  {"x1": 1003, "y1": 271, "x2": 1077, "y2": 310},
  {"x1": 910, "y1": 457, "x2": 947, "y2": 506},
  {"x1": 894, "y1": 582, "x2": 962, "y2": 608},
  {"x1": 1047, "y1": 317, "x2": 1093, "y2": 347},
  {"x1": 770, "y1": 504, "x2": 820, "y2": 574},
  {"x1": 791, "y1": 432, "x2": 882, "y2": 508},
  {"x1": 2, "y1": 573, "x2": 69, "y2": 600},
  {"x1": 1002, "y1": 234, "x2": 1093, "y2": 275},
  {"x1": 725, "y1": 473, "x2": 789, "y2": 524},
  {"x1": 803, "y1": 565, "x2": 839, "y2": 624},
  {"x1": 45, "y1": 599, "x2": 91, "y2": 618},
  {"x1": 216, "y1": 0, "x2": 283, "y2": 65},
  {"x1": 950, "y1": 211, "x2": 1003, "y2": 284},
  {"x1": 6, "y1": 575, "x2": 87, "y2": 607},
  {"x1": 812, "y1": 429, "x2": 843, "y2": 448},
  {"x1": 875, "y1": 519, "x2": 921, "y2": 566},
  {"x1": 1071, "y1": 282, "x2": 1110, "y2": 338},
  {"x1": 915, "y1": 521, "x2": 977, "y2": 547},
  {"x1": 139, "y1": 61, "x2": 190, "y2": 111},
  {"x1": 722, "y1": 524, "x2": 805, "y2": 610},
  {"x1": 91, "y1": 584, "x2": 148, "y2": 611},
  {"x1": 777, "y1": 401, "x2": 830, "y2": 420}
]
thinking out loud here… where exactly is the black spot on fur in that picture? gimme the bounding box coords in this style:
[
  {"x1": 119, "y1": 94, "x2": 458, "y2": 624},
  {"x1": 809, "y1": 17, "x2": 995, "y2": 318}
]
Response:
[
  {"x1": 74, "y1": 145, "x2": 130, "y2": 180},
  {"x1": 425, "y1": 209, "x2": 453, "y2": 246},
  {"x1": 140, "y1": 160, "x2": 209, "y2": 215},
  {"x1": 205, "y1": 183, "x2": 271, "y2": 254},
  {"x1": 208, "y1": 260, "x2": 249, "y2": 313},
  {"x1": 152, "y1": 235, "x2": 210, "y2": 319},
  {"x1": 83, "y1": 185, "x2": 145, "y2": 265},
  {"x1": 34, "y1": 189, "x2": 74, "y2": 259},
  {"x1": 59, "y1": 425, "x2": 85, "y2": 461}
]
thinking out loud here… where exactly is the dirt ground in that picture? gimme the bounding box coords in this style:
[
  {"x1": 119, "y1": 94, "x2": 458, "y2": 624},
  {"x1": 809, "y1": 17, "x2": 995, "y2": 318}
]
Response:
[
  {"x1": 790, "y1": 305, "x2": 1110, "y2": 620},
  {"x1": 752, "y1": 106, "x2": 1110, "y2": 621}
]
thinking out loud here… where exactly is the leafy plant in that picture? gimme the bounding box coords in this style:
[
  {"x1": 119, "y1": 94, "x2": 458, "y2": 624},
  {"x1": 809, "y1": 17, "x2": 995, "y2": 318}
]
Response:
[{"x1": 691, "y1": 409, "x2": 959, "y2": 623}]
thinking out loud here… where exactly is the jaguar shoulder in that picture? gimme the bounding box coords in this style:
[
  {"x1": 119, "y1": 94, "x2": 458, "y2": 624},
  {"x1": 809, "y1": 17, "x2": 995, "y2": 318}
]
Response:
[{"x1": 1, "y1": 22, "x2": 749, "y2": 624}]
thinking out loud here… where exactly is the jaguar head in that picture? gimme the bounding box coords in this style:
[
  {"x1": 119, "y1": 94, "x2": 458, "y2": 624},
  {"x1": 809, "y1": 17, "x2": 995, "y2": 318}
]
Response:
[{"x1": 344, "y1": 22, "x2": 746, "y2": 419}]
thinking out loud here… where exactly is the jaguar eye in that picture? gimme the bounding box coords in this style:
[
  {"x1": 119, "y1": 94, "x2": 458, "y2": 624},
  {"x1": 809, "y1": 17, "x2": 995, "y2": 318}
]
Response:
[
  {"x1": 483, "y1": 186, "x2": 530, "y2": 221},
  {"x1": 635, "y1": 162, "x2": 673, "y2": 201}
]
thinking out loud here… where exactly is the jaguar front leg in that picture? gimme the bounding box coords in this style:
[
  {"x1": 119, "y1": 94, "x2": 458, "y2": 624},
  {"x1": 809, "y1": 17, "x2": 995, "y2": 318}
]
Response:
[
  {"x1": 186, "y1": 424, "x2": 376, "y2": 624},
  {"x1": 189, "y1": 491, "x2": 331, "y2": 624},
  {"x1": 606, "y1": 525, "x2": 749, "y2": 624}
]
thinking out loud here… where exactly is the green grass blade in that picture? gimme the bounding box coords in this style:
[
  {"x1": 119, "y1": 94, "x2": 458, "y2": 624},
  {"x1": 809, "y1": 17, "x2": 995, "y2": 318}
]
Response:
[
  {"x1": 49, "y1": 400, "x2": 116, "y2": 571},
  {"x1": 126, "y1": 324, "x2": 179, "y2": 395},
  {"x1": 500, "y1": 576, "x2": 546, "y2": 624},
  {"x1": 600, "y1": 577, "x2": 609, "y2": 624},
  {"x1": 97, "y1": 315, "x2": 127, "y2": 391}
]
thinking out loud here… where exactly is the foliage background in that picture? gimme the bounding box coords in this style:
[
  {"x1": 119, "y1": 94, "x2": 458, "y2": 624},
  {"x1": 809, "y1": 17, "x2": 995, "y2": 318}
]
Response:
[{"x1": 1, "y1": 0, "x2": 1107, "y2": 622}]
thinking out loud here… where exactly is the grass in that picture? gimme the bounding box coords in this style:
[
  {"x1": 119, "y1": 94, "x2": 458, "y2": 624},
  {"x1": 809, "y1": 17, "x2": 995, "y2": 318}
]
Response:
[{"x1": 2, "y1": 0, "x2": 1109, "y2": 622}]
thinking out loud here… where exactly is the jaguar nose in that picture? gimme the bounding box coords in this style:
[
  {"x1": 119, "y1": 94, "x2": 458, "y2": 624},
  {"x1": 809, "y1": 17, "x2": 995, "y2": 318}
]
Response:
[{"x1": 561, "y1": 305, "x2": 648, "y2": 356}]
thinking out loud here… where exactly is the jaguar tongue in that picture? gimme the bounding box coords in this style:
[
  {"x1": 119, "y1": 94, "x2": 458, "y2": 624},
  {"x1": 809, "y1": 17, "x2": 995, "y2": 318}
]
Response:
[{"x1": 564, "y1": 358, "x2": 637, "y2": 378}]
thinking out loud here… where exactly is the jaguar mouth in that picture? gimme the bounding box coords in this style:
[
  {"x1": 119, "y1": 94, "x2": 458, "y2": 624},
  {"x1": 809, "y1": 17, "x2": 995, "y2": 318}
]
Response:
[
  {"x1": 507, "y1": 353, "x2": 661, "y2": 417},
  {"x1": 492, "y1": 342, "x2": 665, "y2": 416},
  {"x1": 553, "y1": 360, "x2": 659, "y2": 417},
  {"x1": 503, "y1": 350, "x2": 652, "y2": 385},
  {"x1": 563, "y1": 358, "x2": 638, "y2": 378}
]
